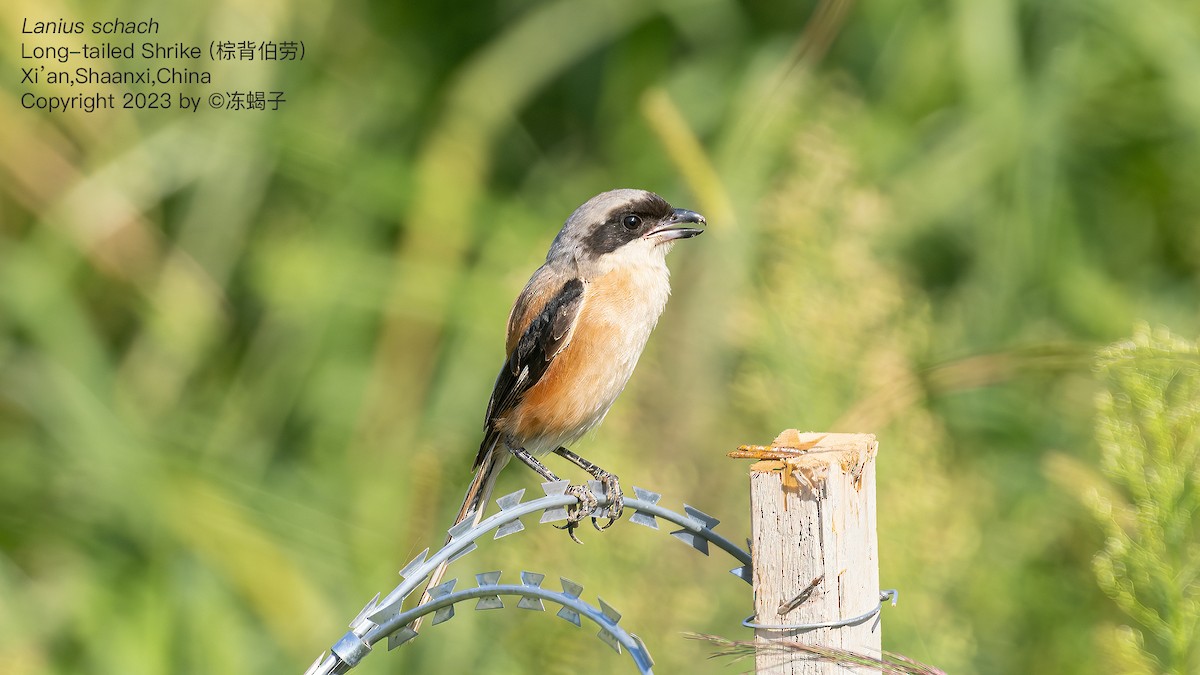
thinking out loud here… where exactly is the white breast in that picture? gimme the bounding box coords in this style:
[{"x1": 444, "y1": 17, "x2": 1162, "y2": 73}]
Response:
[{"x1": 539, "y1": 240, "x2": 673, "y2": 452}]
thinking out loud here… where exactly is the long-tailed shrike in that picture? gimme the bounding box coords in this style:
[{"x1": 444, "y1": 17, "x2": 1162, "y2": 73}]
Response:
[{"x1": 415, "y1": 189, "x2": 704, "y2": 618}]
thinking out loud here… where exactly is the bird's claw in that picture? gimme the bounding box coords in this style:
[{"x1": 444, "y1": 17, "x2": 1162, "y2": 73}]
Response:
[
  {"x1": 591, "y1": 472, "x2": 624, "y2": 531},
  {"x1": 554, "y1": 483, "x2": 598, "y2": 544}
]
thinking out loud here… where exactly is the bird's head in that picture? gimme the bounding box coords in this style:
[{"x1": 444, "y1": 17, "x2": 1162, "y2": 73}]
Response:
[{"x1": 547, "y1": 189, "x2": 706, "y2": 273}]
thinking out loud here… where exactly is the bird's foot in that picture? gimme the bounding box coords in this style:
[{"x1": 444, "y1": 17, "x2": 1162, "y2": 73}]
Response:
[
  {"x1": 555, "y1": 483, "x2": 598, "y2": 544},
  {"x1": 591, "y1": 472, "x2": 624, "y2": 531}
]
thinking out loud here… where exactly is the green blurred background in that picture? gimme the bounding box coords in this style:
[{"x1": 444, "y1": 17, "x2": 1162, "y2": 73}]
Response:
[{"x1": 3, "y1": 0, "x2": 1199, "y2": 673}]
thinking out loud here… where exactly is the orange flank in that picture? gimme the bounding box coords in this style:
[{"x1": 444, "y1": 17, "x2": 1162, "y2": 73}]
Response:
[{"x1": 497, "y1": 267, "x2": 645, "y2": 447}]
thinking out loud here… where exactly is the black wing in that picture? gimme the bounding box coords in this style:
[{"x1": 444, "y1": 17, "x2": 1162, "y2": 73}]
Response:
[{"x1": 473, "y1": 278, "x2": 585, "y2": 469}]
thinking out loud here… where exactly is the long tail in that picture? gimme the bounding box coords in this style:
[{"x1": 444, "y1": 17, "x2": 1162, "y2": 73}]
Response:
[{"x1": 408, "y1": 439, "x2": 508, "y2": 633}]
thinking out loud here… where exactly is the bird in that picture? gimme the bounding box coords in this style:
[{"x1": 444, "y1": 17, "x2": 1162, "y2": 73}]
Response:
[{"x1": 412, "y1": 188, "x2": 704, "y2": 623}]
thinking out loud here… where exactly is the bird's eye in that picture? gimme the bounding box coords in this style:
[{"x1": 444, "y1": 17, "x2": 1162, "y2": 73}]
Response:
[{"x1": 621, "y1": 215, "x2": 641, "y2": 231}]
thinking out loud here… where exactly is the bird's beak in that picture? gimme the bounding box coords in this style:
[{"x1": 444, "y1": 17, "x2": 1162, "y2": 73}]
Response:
[{"x1": 645, "y1": 208, "x2": 706, "y2": 242}]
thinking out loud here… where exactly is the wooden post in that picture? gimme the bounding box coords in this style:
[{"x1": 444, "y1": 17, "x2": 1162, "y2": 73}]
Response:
[{"x1": 735, "y1": 431, "x2": 880, "y2": 674}]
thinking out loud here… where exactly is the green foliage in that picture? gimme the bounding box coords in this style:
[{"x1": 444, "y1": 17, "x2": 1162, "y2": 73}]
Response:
[
  {"x1": 1091, "y1": 326, "x2": 1200, "y2": 674},
  {"x1": 1, "y1": 0, "x2": 1199, "y2": 674}
]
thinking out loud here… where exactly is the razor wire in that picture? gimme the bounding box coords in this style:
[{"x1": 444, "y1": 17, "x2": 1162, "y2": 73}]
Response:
[{"x1": 304, "y1": 479, "x2": 753, "y2": 675}]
